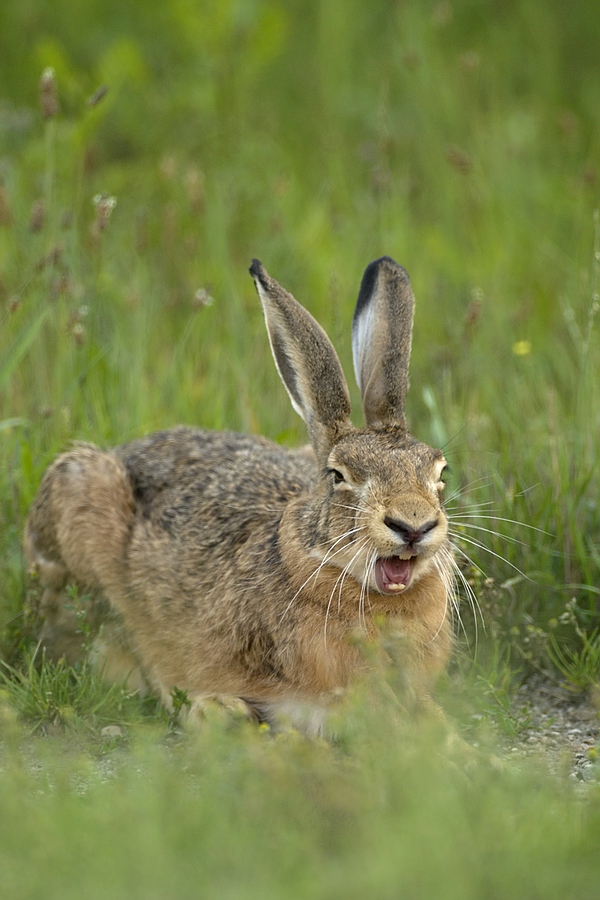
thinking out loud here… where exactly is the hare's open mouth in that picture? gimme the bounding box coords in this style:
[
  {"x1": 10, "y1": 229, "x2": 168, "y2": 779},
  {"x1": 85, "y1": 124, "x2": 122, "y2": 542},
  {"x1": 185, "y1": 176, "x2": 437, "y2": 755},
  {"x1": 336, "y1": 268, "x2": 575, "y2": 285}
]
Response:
[{"x1": 375, "y1": 556, "x2": 416, "y2": 594}]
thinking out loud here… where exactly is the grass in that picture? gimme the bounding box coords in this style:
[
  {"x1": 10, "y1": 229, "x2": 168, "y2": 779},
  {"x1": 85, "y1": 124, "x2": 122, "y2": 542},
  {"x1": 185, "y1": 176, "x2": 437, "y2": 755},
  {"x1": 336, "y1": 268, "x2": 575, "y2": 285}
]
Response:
[
  {"x1": 0, "y1": 0, "x2": 599, "y2": 896},
  {"x1": 1, "y1": 671, "x2": 600, "y2": 900},
  {"x1": 0, "y1": 647, "x2": 155, "y2": 735}
]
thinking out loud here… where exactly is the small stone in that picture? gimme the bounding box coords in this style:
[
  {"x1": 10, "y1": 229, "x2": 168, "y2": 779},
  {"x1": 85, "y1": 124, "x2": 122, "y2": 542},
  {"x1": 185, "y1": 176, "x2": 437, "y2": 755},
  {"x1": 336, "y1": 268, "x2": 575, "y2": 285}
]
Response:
[{"x1": 100, "y1": 725, "x2": 124, "y2": 739}]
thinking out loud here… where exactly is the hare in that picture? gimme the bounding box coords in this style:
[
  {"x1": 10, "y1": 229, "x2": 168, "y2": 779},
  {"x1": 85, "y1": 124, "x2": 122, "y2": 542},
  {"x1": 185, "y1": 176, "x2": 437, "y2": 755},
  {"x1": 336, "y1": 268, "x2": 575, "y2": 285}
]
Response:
[{"x1": 25, "y1": 257, "x2": 454, "y2": 731}]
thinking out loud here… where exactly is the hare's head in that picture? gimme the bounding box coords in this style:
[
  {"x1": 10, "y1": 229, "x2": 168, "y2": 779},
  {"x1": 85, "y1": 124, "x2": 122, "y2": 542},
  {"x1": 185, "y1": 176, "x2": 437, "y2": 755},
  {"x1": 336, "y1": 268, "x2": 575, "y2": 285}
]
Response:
[{"x1": 250, "y1": 257, "x2": 449, "y2": 597}]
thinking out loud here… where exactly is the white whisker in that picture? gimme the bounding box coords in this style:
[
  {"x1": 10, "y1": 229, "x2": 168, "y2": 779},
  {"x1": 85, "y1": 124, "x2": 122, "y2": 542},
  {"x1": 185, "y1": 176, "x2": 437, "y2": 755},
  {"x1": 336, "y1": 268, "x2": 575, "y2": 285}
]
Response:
[
  {"x1": 427, "y1": 556, "x2": 450, "y2": 646},
  {"x1": 357, "y1": 548, "x2": 376, "y2": 632},
  {"x1": 444, "y1": 477, "x2": 493, "y2": 505},
  {"x1": 278, "y1": 525, "x2": 366, "y2": 622},
  {"x1": 446, "y1": 501, "x2": 497, "y2": 515},
  {"x1": 443, "y1": 545, "x2": 486, "y2": 643},
  {"x1": 448, "y1": 513, "x2": 551, "y2": 536},
  {"x1": 448, "y1": 521, "x2": 530, "y2": 548},
  {"x1": 324, "y1": 537, "x2": 370, "y2": 645},
  {"x1": 448, "y1": 530, "x2": 532, "y2": 582}
]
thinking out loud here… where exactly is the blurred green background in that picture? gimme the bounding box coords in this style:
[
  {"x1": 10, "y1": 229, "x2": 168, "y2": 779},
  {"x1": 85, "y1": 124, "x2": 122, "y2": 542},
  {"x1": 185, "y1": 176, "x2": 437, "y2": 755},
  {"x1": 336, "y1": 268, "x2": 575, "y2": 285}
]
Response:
[
  {"x1": 1, "y1": 0, "x2": 599, "y2": 667},
  {"x1": 1, "y1": 3, "x2": 600, "y2": 898}
]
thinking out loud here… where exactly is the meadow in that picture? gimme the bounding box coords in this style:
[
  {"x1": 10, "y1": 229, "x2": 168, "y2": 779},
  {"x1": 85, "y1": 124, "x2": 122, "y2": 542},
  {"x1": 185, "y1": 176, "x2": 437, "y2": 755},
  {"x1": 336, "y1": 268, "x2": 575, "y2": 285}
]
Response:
[{"x1": 0, "y1": 0, "x2": 599, "y2": 896}]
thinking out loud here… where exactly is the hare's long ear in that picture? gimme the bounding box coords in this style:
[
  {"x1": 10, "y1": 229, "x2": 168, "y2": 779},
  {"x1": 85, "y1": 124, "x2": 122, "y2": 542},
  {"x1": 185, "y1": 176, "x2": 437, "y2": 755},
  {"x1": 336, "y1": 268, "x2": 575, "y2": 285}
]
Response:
[
  {"x1": 250, "y1": 260, "x2": 352, "y2": 462},
  {"x1": 352, "y1": 256, "x2": 414, "y2": 429}
]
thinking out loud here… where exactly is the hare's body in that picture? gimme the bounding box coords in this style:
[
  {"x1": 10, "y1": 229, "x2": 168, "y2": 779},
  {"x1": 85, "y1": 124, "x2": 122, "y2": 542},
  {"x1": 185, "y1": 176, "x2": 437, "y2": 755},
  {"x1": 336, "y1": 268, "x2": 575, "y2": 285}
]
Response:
[{"x1": 26, "y1": 257, "x2": 455, "y2": 728}]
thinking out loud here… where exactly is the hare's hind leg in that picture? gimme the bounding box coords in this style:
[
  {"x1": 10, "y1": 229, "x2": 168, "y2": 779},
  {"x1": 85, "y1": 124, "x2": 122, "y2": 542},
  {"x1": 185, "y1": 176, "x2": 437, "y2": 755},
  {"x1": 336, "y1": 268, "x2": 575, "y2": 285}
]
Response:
[
  {"x1": 26, "y1": 444, "x2": 135, "y2": 592},
  {"x1": 25, "y1": 444, "x2": 144, "y2": 686}
]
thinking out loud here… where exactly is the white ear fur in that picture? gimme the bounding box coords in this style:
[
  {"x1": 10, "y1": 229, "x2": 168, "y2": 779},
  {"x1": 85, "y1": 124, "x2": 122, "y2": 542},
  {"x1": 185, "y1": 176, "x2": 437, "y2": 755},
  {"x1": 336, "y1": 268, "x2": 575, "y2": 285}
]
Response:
[
  {"x1": 254, "y1": 279, "x2": 305, "y2": 423},
  {"x1": 352, "y1": 256, "x2": 414, "y2": 428},
  {"x1": 352, "y1": 297, "x2": 377, "y2": 396},
  {"x1": 250, "y1": 260, "x2": 352, "y2": 460}
]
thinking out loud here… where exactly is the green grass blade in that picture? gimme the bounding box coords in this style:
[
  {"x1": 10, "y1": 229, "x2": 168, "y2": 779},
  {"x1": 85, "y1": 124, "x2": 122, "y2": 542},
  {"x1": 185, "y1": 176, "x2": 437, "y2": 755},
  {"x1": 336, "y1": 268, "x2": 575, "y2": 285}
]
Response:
[{"x1": 0, "y1": 310, "x2": 49, "y2": 393}]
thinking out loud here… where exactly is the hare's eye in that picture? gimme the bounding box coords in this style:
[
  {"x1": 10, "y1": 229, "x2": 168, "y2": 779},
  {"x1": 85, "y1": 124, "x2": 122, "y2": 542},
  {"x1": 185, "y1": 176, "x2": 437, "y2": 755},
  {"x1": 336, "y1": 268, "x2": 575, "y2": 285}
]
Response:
[{"x1": 329, "y1": 468, "x2": 346, "y2": 485}]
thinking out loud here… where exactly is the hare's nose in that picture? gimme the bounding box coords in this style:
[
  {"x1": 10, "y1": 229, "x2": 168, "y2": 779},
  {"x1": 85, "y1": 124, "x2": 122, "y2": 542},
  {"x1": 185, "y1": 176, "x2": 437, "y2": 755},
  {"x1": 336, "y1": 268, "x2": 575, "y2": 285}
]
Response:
[{"x1": 384, "y1": 516, "x2": 439, "y2": 545}]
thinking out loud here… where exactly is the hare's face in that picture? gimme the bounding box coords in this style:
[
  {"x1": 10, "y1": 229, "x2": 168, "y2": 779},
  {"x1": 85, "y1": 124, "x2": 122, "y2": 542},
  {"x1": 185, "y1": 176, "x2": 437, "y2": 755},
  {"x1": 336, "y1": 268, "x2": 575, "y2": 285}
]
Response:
[
  {"x1": 318, "y1": 428, "x2": 449, "y2": 596},
  {"x1": 251, "y1": 256, "x2": 452, "y2": 600}
]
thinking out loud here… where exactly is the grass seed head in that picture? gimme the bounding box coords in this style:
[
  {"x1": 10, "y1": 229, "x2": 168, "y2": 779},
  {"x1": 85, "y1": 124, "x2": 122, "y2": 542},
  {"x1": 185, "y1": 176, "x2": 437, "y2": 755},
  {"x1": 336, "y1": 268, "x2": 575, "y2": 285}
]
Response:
[
  {"x1": 40, "y1": 67, "x2": 59, "y2": 119},
  {"x1": 86, "y1": 85, "x2": 109, "y2": 108},
  {"x1": 92, "y1": 193, "x2": 117, "y2": 231},
  {"x1": 446, "y1": 146, "x2": 472, "y2": 174},
  {"x1": 192, "y1": 287, "x2": 214, "y2": 309},
  {"x1": 29, "y1": 199, "x2": 45, "y2": 232}
]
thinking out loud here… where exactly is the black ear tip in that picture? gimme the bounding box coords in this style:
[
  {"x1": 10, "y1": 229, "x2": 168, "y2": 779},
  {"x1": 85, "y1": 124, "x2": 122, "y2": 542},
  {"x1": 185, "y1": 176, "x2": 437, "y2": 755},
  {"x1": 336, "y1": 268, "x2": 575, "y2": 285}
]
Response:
[
  {"x1": 364, "y1": 256, "x2": 409, "y2": 282},
  {"x1": 249, "y1": 258, "x2": 267, "y2": 286},
  {"x1": 354, "y1": 256, "x2": 410, "y2": 319}
]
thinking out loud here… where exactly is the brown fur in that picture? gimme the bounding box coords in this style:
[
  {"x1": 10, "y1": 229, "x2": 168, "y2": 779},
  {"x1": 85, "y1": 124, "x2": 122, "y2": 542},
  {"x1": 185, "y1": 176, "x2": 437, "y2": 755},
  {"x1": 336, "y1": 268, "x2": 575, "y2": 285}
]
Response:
[{"x1": 25, "y1": 258, "x2": 455, "y2": 731}]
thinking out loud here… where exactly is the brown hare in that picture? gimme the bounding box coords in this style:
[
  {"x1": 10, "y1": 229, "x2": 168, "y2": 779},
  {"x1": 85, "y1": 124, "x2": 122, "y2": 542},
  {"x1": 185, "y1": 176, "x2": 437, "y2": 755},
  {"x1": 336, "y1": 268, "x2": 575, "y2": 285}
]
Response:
[{"x1": 25, "y1": 257, "x2": 454, "y2": 732}]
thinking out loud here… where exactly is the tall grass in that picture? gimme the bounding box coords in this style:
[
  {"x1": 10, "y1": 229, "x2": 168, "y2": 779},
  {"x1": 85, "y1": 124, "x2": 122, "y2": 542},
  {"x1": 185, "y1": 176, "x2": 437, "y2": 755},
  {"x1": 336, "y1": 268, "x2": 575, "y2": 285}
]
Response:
[{"x1": 1, "y1": 0, "x2": 598, "y2": 670}]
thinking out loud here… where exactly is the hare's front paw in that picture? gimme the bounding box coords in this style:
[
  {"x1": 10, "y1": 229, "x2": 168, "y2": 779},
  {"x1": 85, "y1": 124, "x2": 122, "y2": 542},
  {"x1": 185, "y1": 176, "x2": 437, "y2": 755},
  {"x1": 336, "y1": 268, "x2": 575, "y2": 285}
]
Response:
[{"x1": 183, "y1": 694, "x2": 260, "y2": 729}]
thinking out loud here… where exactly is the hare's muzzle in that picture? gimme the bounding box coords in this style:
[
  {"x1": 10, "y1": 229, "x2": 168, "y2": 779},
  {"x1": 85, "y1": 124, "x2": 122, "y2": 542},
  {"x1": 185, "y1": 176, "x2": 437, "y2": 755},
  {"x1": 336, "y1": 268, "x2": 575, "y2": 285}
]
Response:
[{"x1": 375, "y1": 556, "x2": 416, "y2": 594}]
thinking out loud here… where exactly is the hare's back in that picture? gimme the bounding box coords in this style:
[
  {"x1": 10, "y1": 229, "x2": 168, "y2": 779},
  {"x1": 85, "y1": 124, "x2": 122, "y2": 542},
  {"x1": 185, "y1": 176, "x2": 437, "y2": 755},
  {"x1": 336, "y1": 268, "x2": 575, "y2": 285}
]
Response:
[{"x1": 115, "y1": 426, "x2": 315, "y2": 526}]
